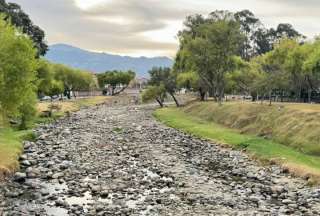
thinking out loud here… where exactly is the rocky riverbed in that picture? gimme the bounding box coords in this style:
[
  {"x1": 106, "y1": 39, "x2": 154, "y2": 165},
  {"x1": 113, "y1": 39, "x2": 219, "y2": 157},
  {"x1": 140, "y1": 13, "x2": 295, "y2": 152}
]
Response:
[{"x1": 0, "y1": 103, "x2": 320, "y2": 215}]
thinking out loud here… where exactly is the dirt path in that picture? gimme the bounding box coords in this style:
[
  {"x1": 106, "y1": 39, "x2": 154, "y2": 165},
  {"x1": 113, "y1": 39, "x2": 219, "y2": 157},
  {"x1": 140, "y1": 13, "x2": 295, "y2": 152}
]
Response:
[{"x1": 0, "y1": 103, "x2": 319, "y2": 215}]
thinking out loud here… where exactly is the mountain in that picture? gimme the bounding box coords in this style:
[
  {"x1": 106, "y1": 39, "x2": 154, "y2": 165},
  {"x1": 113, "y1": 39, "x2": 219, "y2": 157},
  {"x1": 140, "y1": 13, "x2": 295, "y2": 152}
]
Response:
[{"x1": 45, "y1": 44, "x2": 174, "y2": 77}]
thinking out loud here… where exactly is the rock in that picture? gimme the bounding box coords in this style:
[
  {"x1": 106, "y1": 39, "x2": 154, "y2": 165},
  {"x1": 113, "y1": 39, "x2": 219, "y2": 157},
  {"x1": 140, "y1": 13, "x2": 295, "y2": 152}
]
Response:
[
  {"x1": 282, "y1": 199, "x2": 293, "y2": 204},
  {"x1": 55, "y1": 200, "x2": 69, "y2": 208},
  {"x1": 136, "y1": 126, "x2": 142, "y2": 131},
  {"x1": 6, "y1": 191, "x2": 20, "y2": 198},
  {"x1": 271, "y1": 185, "x2": 285, "y2": 194},
  {"x1": 52, "y1": 172, "x2": 64, "y2": 179},
  {"x1": 19, "y1": 154, "x2": 28, "y2": 160},
  {"x1": 90, "y1": 185, "x2": 101, "y2": 193},
  {"x1": 21, "y1": 160, "x2": 31, "y2": 166},
  {"x1": 100, "y1": 190, "x2": 109, "y2": 198},
  {"x1": 14, "y1": 172, "x2": 26, "y2": 182},
  {"x1": 1, "y1": 102, "x2": 319, "y2": 216},
  {"x1": 26, "y1": 168, "x2": 41, "y2": 178},
  {"x1": 23, "y1": 141, "x2": 32, "y2": 149}
]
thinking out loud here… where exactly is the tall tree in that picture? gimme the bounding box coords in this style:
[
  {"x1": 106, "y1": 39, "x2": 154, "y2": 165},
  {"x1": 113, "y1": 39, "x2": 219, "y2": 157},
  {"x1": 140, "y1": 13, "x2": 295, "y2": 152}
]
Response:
[
  {"x1": 185, "y1": 11, "x2": 244, "y2": 103},
  {"x1": 0, "y1": 0, "x2": 48, "y2": 56},
  {"x1": 0, "y1": 16, "x2": 38, "y2": 127},
  {"x1": 234, "y1": 10, "x2": 261, "y2": 60}
]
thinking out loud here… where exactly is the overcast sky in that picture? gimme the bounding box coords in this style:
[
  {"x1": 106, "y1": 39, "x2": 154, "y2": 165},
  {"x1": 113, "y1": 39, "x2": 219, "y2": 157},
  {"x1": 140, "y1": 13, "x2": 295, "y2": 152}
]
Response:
[{"x1": 9, "y1": 0, "x2": 320, "y2": 57}]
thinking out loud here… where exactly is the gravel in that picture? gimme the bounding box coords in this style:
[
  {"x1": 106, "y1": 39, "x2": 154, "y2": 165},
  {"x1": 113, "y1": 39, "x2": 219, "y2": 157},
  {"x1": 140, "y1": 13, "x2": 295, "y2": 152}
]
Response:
[{"x1": 0, "y1": 102, "x2": 319, "y2": 215}]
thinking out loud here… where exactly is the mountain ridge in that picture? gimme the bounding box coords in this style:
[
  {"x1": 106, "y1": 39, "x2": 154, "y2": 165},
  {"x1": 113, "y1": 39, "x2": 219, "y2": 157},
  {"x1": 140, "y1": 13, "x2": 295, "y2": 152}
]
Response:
[{"x1": 45, "y1": 44, "x2": 174, "y2": 77}]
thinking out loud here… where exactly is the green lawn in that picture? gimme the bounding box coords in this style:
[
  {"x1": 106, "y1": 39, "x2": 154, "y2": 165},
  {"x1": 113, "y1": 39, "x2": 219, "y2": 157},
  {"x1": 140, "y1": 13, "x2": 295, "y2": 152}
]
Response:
[{"x1": 154, "y1": 107, "x2": 320, "y2": 182}]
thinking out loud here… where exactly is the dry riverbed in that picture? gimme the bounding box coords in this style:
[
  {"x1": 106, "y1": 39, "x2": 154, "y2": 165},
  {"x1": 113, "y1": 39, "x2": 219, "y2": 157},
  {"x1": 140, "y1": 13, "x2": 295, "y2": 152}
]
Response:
[{"x1": 0, "y1": 103, "x2": 319, "y2": 215}]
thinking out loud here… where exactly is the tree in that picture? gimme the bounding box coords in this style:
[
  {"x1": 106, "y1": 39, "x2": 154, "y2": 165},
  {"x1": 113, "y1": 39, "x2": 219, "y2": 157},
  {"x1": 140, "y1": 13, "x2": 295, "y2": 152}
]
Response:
[
  {"x1": 185, "y1": 11, "x2": 245, "y2": 104},
  {"x1": 97, "y1": 70, "x2": 135, "y2": 96},
  {"x1": 54, "y1": 64, "x2": 96, "y2": 99},
  {"x1": 225, "y1": 57, "x2": 261, "y2": 97},
  {"x1": 302, "y1": 42, "x2": 320, "y2": 103},
  {"x1": 148, "y1": 67, "x2": 180, "y2": 107},
  {"x1": 0, "y1": 0, "x2": 48, "y2": 56},
  {"x1": 284, "y1": 41, "x2": 312, "y2": 101},
  {"x1": 37, "y1": 59, "x2": 54, "y2": 97},
  {"x1": 276, "y1": 23, "x2": 304, "y2": 39},
  {"x1": 234, "y1": 10, "x2": 261, "y2": 60},
  {"x1": 142, "y1": 85, "x2": 167, "y2": 107},
  {"x1": 252, "y1": 39, "x2": 302, "y2": 104},
  {"x1": 253, "y1": 24, "x2": 303, "y2": 56},
  {"x1": 0, "y1": 16, "x2": 38, "y2": 126}
]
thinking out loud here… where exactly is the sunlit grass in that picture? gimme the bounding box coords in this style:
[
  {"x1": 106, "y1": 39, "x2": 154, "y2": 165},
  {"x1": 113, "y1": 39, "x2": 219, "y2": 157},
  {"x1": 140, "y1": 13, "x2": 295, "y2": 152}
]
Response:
[{"x1": 37, "y1": 96, "x2": 109, "y2": 113}]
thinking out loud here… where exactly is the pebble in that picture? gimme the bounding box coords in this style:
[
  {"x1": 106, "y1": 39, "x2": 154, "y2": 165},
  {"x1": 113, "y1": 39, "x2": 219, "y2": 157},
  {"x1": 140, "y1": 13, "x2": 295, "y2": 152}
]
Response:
[{"x1": 0, "y1": 100, "x2": 319, "y2": 215}]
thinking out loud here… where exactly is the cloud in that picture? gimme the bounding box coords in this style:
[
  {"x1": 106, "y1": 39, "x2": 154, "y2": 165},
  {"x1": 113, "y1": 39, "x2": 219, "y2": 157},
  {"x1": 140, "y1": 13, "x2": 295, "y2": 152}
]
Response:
[
  {"x1": 9, "y1": 0, "x2": 186, "y2": 57},
  {"x1": 8, "y1": 0, "x2": 320, "y2": 57}
]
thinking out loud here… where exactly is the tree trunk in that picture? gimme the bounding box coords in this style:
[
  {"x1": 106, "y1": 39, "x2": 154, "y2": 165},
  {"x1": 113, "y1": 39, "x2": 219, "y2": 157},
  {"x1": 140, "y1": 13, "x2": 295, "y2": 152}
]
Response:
[
  {"x1": 170, "y1": 93, "x2": 180, "y2": 107},
  {"x1": 111, "y1": 87, "x2": 116, "y2": 96},
  {"x1": 269, "y1": 91, "x2": 272, "y2": 106},
  {"x1": 199, "y1": 88, "x2": 206, "y2": 101},
  {"x1": 156, "y1": 98, "x2": 164, "y2": 107},
  {"x1": 113, "y1": 86, "x2": 127, "y2": 96},
  {"x1": 308, "y1": 89, "x2": 312, "y2": 103},
  {"x1": 67, "y1": 91, "x2": 71, "y2": 99},
  {"x1": 218, "y1": 86, "x2": 224, "y2": 106}
]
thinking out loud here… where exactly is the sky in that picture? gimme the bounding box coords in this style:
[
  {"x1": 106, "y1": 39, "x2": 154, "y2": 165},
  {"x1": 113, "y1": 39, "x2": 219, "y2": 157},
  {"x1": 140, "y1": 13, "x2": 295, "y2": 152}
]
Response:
[{"x1": 9, "y1": 0, "x2": 320, "y2": 58}]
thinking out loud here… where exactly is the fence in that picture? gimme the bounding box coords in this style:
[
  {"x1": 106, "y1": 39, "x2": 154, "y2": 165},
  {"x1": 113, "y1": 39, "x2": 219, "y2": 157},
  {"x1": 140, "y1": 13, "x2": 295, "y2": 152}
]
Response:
[{"x1": 73, "y1": 91, "x2": 103, "y2": 98}]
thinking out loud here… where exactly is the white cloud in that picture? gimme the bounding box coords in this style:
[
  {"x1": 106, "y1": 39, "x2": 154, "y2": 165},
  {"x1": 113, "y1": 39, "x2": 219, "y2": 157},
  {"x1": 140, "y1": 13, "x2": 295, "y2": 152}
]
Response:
[{"x1": 8, "y1": 0, "x2": 320, "y2": 57}]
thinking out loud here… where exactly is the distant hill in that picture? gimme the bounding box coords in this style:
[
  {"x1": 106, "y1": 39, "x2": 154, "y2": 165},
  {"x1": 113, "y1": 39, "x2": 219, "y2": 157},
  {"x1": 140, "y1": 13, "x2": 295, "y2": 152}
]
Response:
[{"x1": 45, "y1": 44, "x2": 173, "y2": 77}]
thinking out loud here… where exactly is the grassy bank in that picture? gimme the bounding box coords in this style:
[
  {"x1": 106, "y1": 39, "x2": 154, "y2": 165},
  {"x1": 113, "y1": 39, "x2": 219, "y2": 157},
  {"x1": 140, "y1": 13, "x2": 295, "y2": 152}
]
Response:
[
  {"x1": 0, "y1": 96, "x2": 110, "y2": 178},
  {"x1": 183, "y1": 102, "x2": 320, "y2": 155},
  {"x1": 0, "y1": 128, "x2": 34, "y2": 178},
  {"x1": 154, "y1": 102, "x2": 320, "y2": 183},
  {"x1": 37, "y1": 96, "x2": 110, "y2": 117}
]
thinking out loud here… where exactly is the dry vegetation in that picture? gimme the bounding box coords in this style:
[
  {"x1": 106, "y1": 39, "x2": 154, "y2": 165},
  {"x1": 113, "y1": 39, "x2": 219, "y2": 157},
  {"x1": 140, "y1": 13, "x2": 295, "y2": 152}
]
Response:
[{"x1": 184, "y1": 101, "x2": 320, "y2": 155}]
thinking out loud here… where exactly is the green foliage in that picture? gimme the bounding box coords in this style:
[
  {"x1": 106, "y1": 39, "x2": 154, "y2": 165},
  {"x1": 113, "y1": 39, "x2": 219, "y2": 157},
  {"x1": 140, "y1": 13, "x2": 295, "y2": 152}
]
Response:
[
  {"x1": 54, "y1": 64, "x2": 97, "y2": 98},
  {"x1": 37, "y1": 59, "x2": 54, "y2": 96},
  {"x1": 147, "y1": 67, "x2": 180, "y2": 106},
  {"x1": 0, "y1": 16, "x2": 38, "y2": 125},
  {"x1": 142, "y1": 85, "x2": 166, "y2": 107},
  {"x1": 0, "y1": 0, "x2": 48, "y2": 56},
  {"x1": 47, "y1": 80, "x2": 64, "y2": 98},
  {"x1": 178, "y1": 10, "x2": 245, "y2": 102},
  {"x1": 18, "y1": 88, "x2": 37, "y2": 129},
  {"x1": 97, "y1": 70, "x2": 135, "y2": 95},
  {"x1": 177, "y1": 71, "x2": 199, "y2": 90}
]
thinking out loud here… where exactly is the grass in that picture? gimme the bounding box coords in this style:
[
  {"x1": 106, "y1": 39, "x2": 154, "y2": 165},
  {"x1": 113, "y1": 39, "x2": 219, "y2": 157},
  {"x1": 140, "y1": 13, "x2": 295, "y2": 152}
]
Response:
[
  {"x1": 0, "y1": 96, "x2": 110, "y2": 178},
  {"x1": 0, "y1": 128, "x2": 34, "y2": 178},
  {"x1": 182, "y1": 101, "x2": 320, "y2": 155},
  {"x1": 154, "y1": 105, "x2": 320, "y2": 183},
  {"x1": 37, "y1": 96, "x2": 109, "y2": 115}
]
